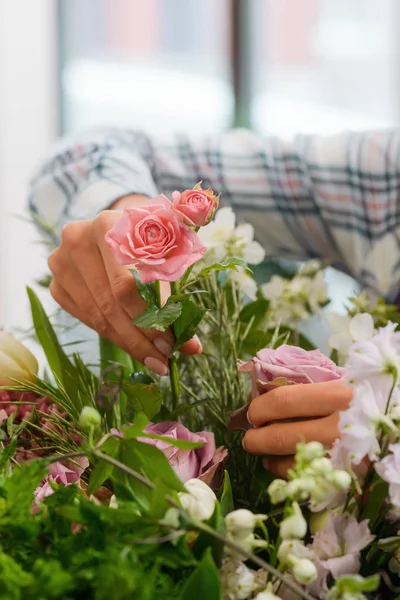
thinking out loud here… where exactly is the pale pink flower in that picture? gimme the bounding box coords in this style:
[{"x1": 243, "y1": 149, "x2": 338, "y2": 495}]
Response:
[
  {"x1": 375, "y1": 443, "x2": 400, "y2": 507},
  {"x1": 310, "y1": 514, "x2": 374, "y2": 580},
  {"x1": 34, "y1": 461, "x2": 81, "y2": 506},
  {"x1": 346, "y1": 321, "x2": 400, "y2": 392},
  {"x1": 139, "y1": 421, "x2": 227, "y2": 485},
  {"x1": 171, "y1": 186, "x2": 219, "y2": 227},
  {"x1": 336, "y1": 382, "x2": 396, "y2": 465},
  {"x1": 239, "y1": 345, "x2": 346, "y2": 399},
  {"x1": 105, "y1": 195, "x2": 206, "y2": 283}
]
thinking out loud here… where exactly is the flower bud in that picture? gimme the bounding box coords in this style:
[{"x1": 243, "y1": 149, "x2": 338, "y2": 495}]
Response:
[
  {"x1": 296, "y1": 441, "x2": 325, "y2": 463},
  {"x1": 79, "y1": 406, "x2": 101, "y2": 431},
  {"x1": 178, "y1": 479, "x2": 216, "y2": 522},
  {"x1": 328, "y1": 469, "x2": 352, "y2": 491},
  {"x1": 0, "y1": 331, "x2": 38, "y2": 386},
  {"x1": 310, "y1": 457, "x2": 333, "y2": 474},
  {"x1": 291, "y1": 557, "x2": 318, "y2": 584},
  {"x1": 225, "y1": 509, "x2": 266, "y2": 540},
  {"x1": 280, "y1": 502, "x2": 307, "y2": 540},
  {"x1": 278, "y1": 539, "x2": 307, "y2": 565},
  {"x1": 219, "y1": 559, "x2": 256, "y2": 600},
  {"x1": 254, "y1": 586, "x2": 281, "y2": 600},
  {"x1": 268, "y1": 478, "x2": 288, "y2": 504},
  {"x1": 287, "y1": 477, "x2": 316, "y2": 500}
]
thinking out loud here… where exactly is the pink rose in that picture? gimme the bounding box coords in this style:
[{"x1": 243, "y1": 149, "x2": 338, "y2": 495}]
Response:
[
  {"x1": 34, "y1": 461, "x2": 80, "y2": 506},
  {"x1": 105, "y1": 195, "x2": 206, "y2": 283},
  {"x1": 139, "y1": 420, "x2": 227, "y2": 485},
  {"x1": 239, "y1": 344, "x2": 346, "y2": 399},
  {"x1": 171, "y1": 185, "x2": 219, "y2": 227}
]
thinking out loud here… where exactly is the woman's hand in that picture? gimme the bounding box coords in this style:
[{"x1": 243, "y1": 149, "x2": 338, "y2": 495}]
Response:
[
  {"x1": 47, "y1": 195, "x2": 202, "y2": 376},
  {"x1": 242, "y1": 380, "x2": 353, "y2": 478}
]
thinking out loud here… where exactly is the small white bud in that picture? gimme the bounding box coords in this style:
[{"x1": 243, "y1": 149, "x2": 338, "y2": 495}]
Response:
[
  {"x1": 310, "y1": 457, "x2": 333, "y2": 474},
  {"x1": 79, "y1": 406, "x2": 101, "y2": 431},
  {"x1": 297, "y1": 441, "x2": 325, "y2": 463},
  {"x1": 328, "y1": 469, "x2": 352, "y2": 491},
  {"x1": 178, "y1": 479, "x2": 216, "y2": 521},
  {"x1": 254, "y1": 586, "x2": 281, "y2": 600},
  {"x1": 280, "y1": 502, "x2": 307, "y2": 540},
  {"x1": 287, "y1": 477, "x2": 316, "y2": 500},
  {"x1": 291, "y1": 557, "x2": 318, "y2": 584},
  {"x1": 109, "y1": 495, "x2": 118, "y2": 509},
  {"x1": 278, "y1": 539, "x2": 307, "y2": 565},
  {"x1": 219, "y1": 559, "x2": 256, "y2": 600},
  {"x1": 268, "y1": 479, "x2": 288, "y2": 504},
  {"x1": 225, "y1": 509, "x2": 266, "y2": 540}
]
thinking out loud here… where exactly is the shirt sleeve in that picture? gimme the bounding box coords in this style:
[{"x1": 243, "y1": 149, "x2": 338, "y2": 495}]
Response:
[{"x1": 29, "y1": 126, "x2": 400, "y2": 299}]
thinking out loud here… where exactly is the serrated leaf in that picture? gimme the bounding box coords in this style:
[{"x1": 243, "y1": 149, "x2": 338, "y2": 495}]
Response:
[
  {"x1": 199, "y1": 258, "x2": 252, "y2": 279},
  {"x1": 131, "y1": 302, "x2": 182, "y2": 331},
  {"x1": 121, "y1": 381, "x2": 162, "y2": 420},
  {"x1": 173, "y1": 300, "x2": 205, "y2": 348},
  {"x1": 129, "y1": 270, "x2": 158, "y2": 308},
  {"x1": 180, "y1": 548, "x2": 222, "y2": 600}
]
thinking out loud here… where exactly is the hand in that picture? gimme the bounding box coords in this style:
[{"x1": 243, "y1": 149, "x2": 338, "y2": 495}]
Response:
[
  {"x1": 242, "y1": 380, "x2": 353, "y2": 478},
  {"x1": 48, "y1": 195, "x2": 202, "y2": 376}
]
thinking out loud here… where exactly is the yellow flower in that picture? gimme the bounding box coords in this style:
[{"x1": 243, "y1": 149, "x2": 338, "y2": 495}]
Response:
[{"x1": 0, "y1": 332, "x2": 38, "y2": 386}]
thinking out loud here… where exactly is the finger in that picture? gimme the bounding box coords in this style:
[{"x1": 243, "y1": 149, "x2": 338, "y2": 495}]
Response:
[
  {"x1": 263, "y1": 455, "x2": 295, "y2": 479},
  {"x1": 243, "y1": 412, "x2": 339, "y2": 456},
  {"x1": 247, "y1": 380, "x2": 352, "y2": 427},
  {"x1": 63, "y1": 221, "x2": 169, "y2": 370},
  {"x1": 49, "y1": 280, "x2": 129, "y2": 352}
]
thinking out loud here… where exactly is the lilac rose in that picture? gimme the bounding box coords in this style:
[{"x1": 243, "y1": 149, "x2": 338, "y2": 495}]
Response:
[
  {"x1": 139, "y1": 421, "x2": 227, "y2": 486},
  {"x1": 239, "y1": 344, "x2": 346, "y2": 399}
]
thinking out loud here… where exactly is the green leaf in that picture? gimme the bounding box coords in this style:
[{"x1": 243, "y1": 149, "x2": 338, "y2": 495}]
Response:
[
  {"x1": 26, "y1": 287, "x2": 84, "y2": 414},
  {"x1": 239, "y1": 298, "x2": 269, "y2": 326},
  {"x1": 121, "y1": 381, "x2": 162, "y2": 420},
  {"x1": 219, "y1": 471, "x2": 234, "y2": 517},
  {"x1": 121, "y1": 412, "x2": 149, "y2": 438},
  {"x1": 180, "y1": 548, "x2": 222, "y2": 600},
  {"x1": 140, "y1": 433, "x2": 204, "y2": 450},
  {"x1": 99, "y1": 337, "x2": 134, "y2": 379},
  {"x1": 362, "y1": 477, "x2": 388, "y2": 523},
  {"x1": 192, "y1": 502, "x2": 226, "y2": 568},
  {"x1": 87, "y1": 436, "x2": 120, "y2": 495},
  {"x1": 199, "y1": 258, "x2": 252, "y2": 279},
  {"x1": 0, "y1": 437, "x2": 17, "y2": 471},
  {"x1": 129, "y1": 270, "x2": 158, "y2": 308},
  {"x1": 173, "y1": 299, "x2": 205, "y2": 348},
  {"x1": 131, "y1": 302, "x2": 182, "y2": 331}
]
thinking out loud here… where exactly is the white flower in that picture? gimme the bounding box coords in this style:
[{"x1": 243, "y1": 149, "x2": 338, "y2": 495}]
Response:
[
  {"x1": 253, "y1": 585, "x2": 282, "y2": 600},
  {"x1": 310, "y1": 513, "x2": 374, "y2": 580},
  {"x1": 219, "y1": 559, "x2": 257, "y2": 600},
  {"x1": 280, "y1": 502, "x2": 308, "y2": 540},
  {"x1": 296, "y1": 441, "x2": 325, "y2": 463},
  {"x1": 234, "y1": 223, "x2": 265, "y2": 265},
  {"x1": 199, "y1": 206, "x2": 236, "y2": 249},
  {"x1": 230, "y1": 267, "x2": 258, "y2": 300},
  {"x1": 0, "y1": 331, "x2": 38, "y2": 386},
  {"x1": 225, "y1": 509, "x2": 266, "y2": 540},
  {"x1": 346, "y1": 321, "x2": 400, "y2": 392},
  {"x1": 375, "y1": 443, "x2": 400, "y2": 507},
  {"x1": 297, "y1": 259, "x2": 322, "y2": 276},
  {"x1": 337, "y1": 381, "x2": 396, "y2": 465},
  {"x1": 327, "y1": 312, "x2": 375, "y2": 360},
  {"x1": 178, "y1": 479, "x2": 216, "y2": 521},
  {"x1": 261, "y1": 275, "x2": 286, "y2": 301}
]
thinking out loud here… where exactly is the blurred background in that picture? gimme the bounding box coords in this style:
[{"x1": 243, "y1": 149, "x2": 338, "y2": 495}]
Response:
[{"x1": 1, "y1": 0, "x2": 399, "y2": 333}]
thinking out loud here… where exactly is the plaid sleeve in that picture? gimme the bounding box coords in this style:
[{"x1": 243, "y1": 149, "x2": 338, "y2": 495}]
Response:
[{"x1": 29, "y1": 126, "x2": 400, "y2": 299}]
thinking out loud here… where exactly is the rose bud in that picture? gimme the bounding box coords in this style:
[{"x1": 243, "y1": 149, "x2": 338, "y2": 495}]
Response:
[{"x1": 171, "y1": 184, "x2": 219, "y2": 228}]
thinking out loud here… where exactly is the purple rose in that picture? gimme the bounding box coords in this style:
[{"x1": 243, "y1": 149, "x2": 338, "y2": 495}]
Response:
[
  {"x1": 139, "y1": 421, "x2": 227, "y2": 485},
  {"x1": 239, "y1": 344, "x2": 346, "y2": 399}
]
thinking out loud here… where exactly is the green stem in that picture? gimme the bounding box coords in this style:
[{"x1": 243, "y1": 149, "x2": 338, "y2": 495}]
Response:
[
  {"x1": 155, "y1": 280, "x2": 180, "y2": 410},
  {"x1": 178, "y1": 227, "x2": 200, "y2": 289}
]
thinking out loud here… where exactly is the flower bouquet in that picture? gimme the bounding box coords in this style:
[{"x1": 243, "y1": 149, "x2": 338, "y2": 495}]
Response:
[{"x1": 2, "y1": 185, "x2": 400, "y2": 599}]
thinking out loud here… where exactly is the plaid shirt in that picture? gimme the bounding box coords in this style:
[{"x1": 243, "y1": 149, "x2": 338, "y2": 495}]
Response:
[{"x1": 30, "y1": 127, "x2": 400, "y2": 300}]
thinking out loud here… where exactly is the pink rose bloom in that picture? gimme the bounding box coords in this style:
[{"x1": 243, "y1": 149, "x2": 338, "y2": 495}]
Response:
[
  {"x1": 34, "y1": 461, "x2": 81, "y2": 506},
  {"x1": 171, "y1": 186, "x2": 219, "y2": 227},
  {"x1": 105, "y1": 195, "x2": 206, "y2": 283},
  {"x1": 139, "y1": 420, "x2": 227, "y2": 484},
  {"x1": 239, "y1": 344, "x2": 346, "y2": 399}
]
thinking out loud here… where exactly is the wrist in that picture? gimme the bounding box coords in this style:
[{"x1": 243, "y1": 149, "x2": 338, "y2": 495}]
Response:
[{"x1": 110, "y1": 194, "x2": 151, "y2": 210}]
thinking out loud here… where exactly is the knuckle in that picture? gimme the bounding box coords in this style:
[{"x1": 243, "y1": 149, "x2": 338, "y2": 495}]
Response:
[
  {"x1": 126, "y1": 338, "x2": 141, "y2": 358},
  {"x1": 49, "y1": 280, "x2": 60, "y2": 303},
  {"x1": 93, "y1": 210, "x2": 113, "y2": 235},
  {"x1": 61, "y1": 222, "x2": 82, "y2": 250},
  {"x1": 112, "y1": 274, "x2": 133, "y2": 303},
  {"x1": 97, "y1": 293, "x2": 115, "y2": 318},
  {"x1": 274, "y1": 386, "x2": 292, "y2": 413},
  {"x1": 269, "y1": 429, "x2": 287, "y2": 454},
  {"x1": 47, "y1": 250, "x2": 59, "y2": 273},
  {"x1": 89, "y1": 310, "x2": 108, "y2": 335}
]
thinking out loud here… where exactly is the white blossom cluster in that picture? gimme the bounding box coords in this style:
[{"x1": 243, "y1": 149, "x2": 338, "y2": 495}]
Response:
[{"x1": 261, "y1": 260, "x2": 328, "y2": 328}]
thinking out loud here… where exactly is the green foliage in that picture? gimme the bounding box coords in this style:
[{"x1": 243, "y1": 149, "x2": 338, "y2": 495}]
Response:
[
  {"x1": 198, "y1": 258, "x2": 251, "y2": 279},
  {"x1": 121, "y1": 380, "x2": 162, "y2": 420},
  {"x1": 173, "y1": 300, "x2": 205, "y2": 348},
  {"x1": 179, "y1": 549, "x2": 221, "y2": 600},
  {"x1": 130, "y1": 270, "x2": 159, "y2": 309},
  {"x1": 131, "y1": 301, "x2": 182, "y2": 331}
]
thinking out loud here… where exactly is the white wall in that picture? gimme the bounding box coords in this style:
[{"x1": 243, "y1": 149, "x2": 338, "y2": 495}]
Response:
[{"x1": 0, "y1": 0, "x2": 58, "y2": 332}]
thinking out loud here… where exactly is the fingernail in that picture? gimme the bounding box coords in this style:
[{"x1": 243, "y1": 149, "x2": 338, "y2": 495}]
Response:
[
  {"x1": 247, "y1": 407, "x2": 253, "y2": 425},
  {"x1": 144, "y1": 357, "x2": 169, "y2": 377},
  {"x1": 192, "y1": 334, "x2": 202, "y2": 353},
  {"x1": 242, "y1": 435, "x2": 247, "y2": 451},
  {"x1": 153, "y1": 337, "x2": 173, "y2": 358}
]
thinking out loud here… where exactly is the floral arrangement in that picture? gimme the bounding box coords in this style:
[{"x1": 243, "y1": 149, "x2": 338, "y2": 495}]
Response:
[{"x1": 2, "y1": 185, "x2": 400, "y2": 599}]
